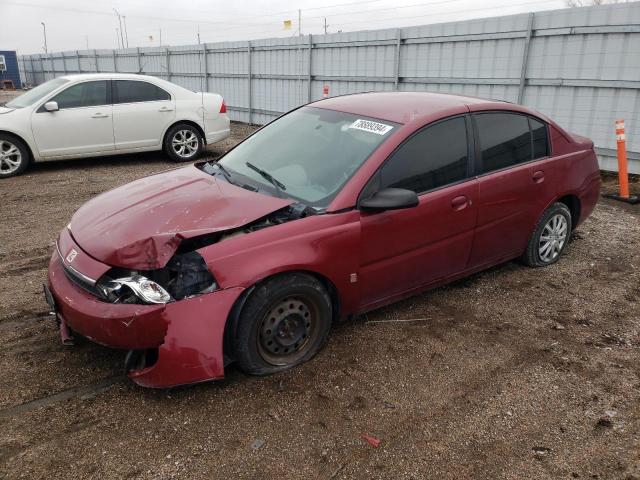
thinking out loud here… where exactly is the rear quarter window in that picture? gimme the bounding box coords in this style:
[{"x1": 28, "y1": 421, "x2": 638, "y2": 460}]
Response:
[{"x1": 530, "y1": 117, "x2": 550, "y2": 159}]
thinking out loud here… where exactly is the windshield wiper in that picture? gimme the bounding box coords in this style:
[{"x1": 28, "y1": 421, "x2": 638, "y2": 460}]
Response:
[
  {"x1": 245, "y1": 162, "x2": 287, "y2": 198},
  {"x1": 211, "y1": 162, "x2": 233, "y2": 183}
]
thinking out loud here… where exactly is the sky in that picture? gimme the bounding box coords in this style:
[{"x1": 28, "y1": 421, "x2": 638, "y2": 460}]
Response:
[{"x1": 0, "y1": 0, "x2": 569, "y2": 54}]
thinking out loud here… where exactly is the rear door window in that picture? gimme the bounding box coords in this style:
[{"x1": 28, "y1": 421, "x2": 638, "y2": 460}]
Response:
[
  {"x1": 380, "y1": 116, "x2": 470, "y2": 194},
  {"x1": 51, "y1": 81, "x2": 109, "y2": 109},
  {"x1": 475, "y1": 113, "x2": 531, "y2": 173},
  {"x1": 113, "y1": 80, "x2": 170, "y2": 104}
]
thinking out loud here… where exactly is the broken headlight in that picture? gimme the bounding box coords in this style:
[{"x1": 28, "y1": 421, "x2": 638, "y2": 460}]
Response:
[
  {"x1": 96, "y1": 251, "x2": 217, "y2": 305},
  {"x1": 97, "y1": 275, "x2": 172, "y2": 304}
]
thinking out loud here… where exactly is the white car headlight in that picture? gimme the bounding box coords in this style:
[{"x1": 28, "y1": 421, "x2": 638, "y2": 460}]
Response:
[{"x1": 99, "y1": 275, "x2": 172, "y2": 304}]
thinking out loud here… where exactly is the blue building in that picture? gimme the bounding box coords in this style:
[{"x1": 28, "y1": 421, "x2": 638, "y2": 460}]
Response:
[{"x1": 0, "y1": 50, "x2": 22, "y2": 89}]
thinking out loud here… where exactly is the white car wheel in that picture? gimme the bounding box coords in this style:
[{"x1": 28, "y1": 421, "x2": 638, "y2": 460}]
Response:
[
  {"x1": 0, "y1": 136, "x2": 30, "y2": 178},
  {"x1": 164, "y1": 124, "x2": 203, "y2": 163}
]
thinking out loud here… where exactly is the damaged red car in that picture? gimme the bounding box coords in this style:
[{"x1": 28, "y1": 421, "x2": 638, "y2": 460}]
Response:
[{"x1": 45, "y1": 92, "x2": 601, "y2": 387}]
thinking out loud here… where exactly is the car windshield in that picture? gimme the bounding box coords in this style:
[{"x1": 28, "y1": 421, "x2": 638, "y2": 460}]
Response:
[
  {"x1": 5, "y1": 78, "x2": 69, "y2": 108},
  {"x1": 217, "y1": 106, "x2": 398, "y2": 208}
]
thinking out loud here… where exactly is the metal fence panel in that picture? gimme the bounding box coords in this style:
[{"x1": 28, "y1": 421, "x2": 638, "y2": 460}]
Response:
[{"x1": 17, "y1": 2, "x2": 640, "y2": 173}]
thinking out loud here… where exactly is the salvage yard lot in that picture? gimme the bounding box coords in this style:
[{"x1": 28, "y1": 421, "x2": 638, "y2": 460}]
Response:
[{"x1": 1, "y1": 123, "x2": 639, "y2": 480}]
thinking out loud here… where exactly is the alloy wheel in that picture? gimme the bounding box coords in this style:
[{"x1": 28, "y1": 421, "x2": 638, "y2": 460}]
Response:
[
  {"x1": 0, "y1": 140, "x2": 22, "y2": 175},
  {"x1": 538, "y1": 213, "x2": 568, "y2": 262},
  {"x1": 171, "y1": 130, "x2": 199, "y2": 159}
]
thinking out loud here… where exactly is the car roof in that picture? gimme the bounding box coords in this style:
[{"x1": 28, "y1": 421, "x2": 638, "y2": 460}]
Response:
[
  {"x1": 59, "y1": 73, "x2": 162, "y2": 82},
  {"x1": 310, "y1": 91, "x2": 509, "y2": 124}
]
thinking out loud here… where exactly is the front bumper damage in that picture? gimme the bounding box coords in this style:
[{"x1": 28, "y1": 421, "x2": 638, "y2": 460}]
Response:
[{"x1": 47, "y1": 247, "x2": 244, "y2": 388}]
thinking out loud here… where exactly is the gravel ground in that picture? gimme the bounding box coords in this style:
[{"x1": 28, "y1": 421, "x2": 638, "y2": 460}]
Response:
[{"x1": 0, "y1": 124, "x2": 639, "y2": 479}]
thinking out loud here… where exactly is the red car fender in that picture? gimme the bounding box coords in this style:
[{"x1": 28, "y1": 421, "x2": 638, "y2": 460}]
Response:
[
  {"x1": 129, "y1": 286, "x2": 245, "y2": 388},
  {"x1": 199, "y1": 210, "x2": 363, "y2": 317}
]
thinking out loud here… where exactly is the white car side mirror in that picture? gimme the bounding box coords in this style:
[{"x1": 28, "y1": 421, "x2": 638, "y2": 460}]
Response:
[{"x1": 44, "y1": 101, "x2": 59, "y2": 112}]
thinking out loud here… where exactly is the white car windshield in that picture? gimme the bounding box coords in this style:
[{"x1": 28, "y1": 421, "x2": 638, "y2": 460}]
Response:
[
  {"x1": 6, "y1": 78, "x2": 69, "y2": 108},
  {"x1": 218, "y1": 107, "x2": 398, "y2": 208}
]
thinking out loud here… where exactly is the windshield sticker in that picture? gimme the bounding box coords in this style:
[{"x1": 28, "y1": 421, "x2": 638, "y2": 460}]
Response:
[{"x1": 348, "y1": 119, "x2": 393, "y2": 135}]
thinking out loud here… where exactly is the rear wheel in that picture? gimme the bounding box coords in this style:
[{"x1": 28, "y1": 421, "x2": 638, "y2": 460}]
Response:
[
  {"x1": 232, "y1": 273, "x2": 333, "y2": 375},
  {"x1": 522, "y1": 202, "x2": 572, "y2": 267},
  {"x1": 163, "y1": 123, "x2": 203, "y2": 162},
  {"x1": 0, "y1": 134, "x2": 30, "y2": 178}
]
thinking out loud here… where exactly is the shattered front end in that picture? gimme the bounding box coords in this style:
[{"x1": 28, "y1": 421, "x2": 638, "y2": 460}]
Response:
[{"x1": 47, "y1": 227, "x2": 244, "y2": 388}]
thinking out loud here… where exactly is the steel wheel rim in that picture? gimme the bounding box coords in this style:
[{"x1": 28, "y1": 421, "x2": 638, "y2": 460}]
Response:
[
  {"x1": 257, "y1": 295, "x2": 320, "y2": 366},
  {"x1": 171, "y1": 130, "x2": 199, "y2": 158},
  {"x1": 538, "y1": 213, "x2": 568, "y2": 262},
  {"x1": 0, "y1": 140, "x2": 22, "y2": 174}
]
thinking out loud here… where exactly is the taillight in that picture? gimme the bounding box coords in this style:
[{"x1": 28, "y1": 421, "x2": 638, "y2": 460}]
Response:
[{"x1": 219, "y1": 100, "x2": 226, "y2": 114}]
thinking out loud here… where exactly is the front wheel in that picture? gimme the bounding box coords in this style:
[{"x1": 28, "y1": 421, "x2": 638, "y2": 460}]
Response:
[
  {"x1": 522, "y1": 202, "x2": 572, "y2": 267},
  {"x1": 232, "y1": 273, "x2": 333, "y2": 375},
  {"x1": 163, "y1": 124, "x2": 203, "y2": 162},
  {"x1": 0, "y1": 134, "x2": 30, "y2": 178}
]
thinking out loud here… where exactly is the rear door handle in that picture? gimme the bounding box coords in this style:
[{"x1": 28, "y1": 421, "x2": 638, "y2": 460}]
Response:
[
  {"x1": 451, "y1": 195, "x2": 470, "y2": 211},
  {"x1": 532, "y1": 170, "x2": 545, "y2": 183},
  {"x1": 91, "y1": 113, "x2": 109, "y2": 118}
]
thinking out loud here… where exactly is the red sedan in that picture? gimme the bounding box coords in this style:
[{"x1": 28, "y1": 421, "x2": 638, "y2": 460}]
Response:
[{"x1": 45, "y1": 92, "x2": 601, "y2": 387}]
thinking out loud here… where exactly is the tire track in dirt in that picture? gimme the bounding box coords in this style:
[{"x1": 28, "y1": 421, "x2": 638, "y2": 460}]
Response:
[
  {"x1": 0, "y1": 375, "x2": 124, "y2": 421},
  {"x1": 0, "y1": 254, "x2": 51, "y2": 278}
]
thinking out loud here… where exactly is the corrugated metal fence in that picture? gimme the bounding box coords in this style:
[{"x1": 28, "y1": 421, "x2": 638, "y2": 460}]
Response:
[{"x1": 18, "y1": 2, "x2": 640, "y2": 173}]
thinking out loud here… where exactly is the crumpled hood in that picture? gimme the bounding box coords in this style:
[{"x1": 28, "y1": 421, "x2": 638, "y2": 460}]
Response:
[{"x1": 70, "y1": 165, "x2": 293, "y2": 269}]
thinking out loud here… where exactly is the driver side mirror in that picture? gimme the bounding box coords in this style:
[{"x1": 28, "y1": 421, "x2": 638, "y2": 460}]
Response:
[
  {"x1": 359, "y1": 187, "x2": 419, "y2": 212},
  {"x1": 44, "y1": 101, "x2": 59, "y2": 112}
]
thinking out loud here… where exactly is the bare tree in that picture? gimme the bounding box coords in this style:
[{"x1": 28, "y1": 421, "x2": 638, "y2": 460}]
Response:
[{"x1": 566, "y1": 0, "x2": 625, "y2": 6}]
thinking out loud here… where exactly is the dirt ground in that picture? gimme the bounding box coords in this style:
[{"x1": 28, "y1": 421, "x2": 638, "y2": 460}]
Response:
[{"x1": 1, "y1": 124, "x2": 639, "y2": 480}]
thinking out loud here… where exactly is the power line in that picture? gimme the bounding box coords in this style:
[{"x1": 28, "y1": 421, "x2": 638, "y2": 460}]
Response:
[
  {"x1": 134, "y1": 0, "x2": 472, "y2": 39},
  {"x1": 158, "y1": 0, "x2": 548, "y2": 41},
  {"x1": 2, "y1": 0, "x2": 386, "y2": 28},
  {"x1": 8, "y1": 0, "x2": 565, "y2": 51},
  {"x1": 331, "y1": 0, "x2": 561, "y2": 28}
]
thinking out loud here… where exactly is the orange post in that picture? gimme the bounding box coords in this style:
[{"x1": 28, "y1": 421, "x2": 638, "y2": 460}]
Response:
[{"x1": 615, "y1": 119, "x2": 630, "y2": 199}]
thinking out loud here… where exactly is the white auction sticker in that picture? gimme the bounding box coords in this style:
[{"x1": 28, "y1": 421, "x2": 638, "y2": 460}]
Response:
[{"x1": 348, "y1": 119, "x2": 393, "y2": 135}]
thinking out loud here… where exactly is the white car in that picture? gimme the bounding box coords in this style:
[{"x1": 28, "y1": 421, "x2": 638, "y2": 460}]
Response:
[{"x1": 0, "y1": 73, "x2": 230, "y2": 178}]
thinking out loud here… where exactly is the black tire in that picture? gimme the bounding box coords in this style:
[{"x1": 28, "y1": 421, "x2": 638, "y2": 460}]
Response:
[
  {"x1": 522, "y1": 202, "x2": 572, "y2": 267},
  {"x1": 0, "y1": 133, "x2": 31, "y2": 178},
  {"x1": 232, "y1": 273, "x2": 333, "y2": 375},
  {"x1": 163, "y1": 123, "x2": 204, "y2": 163}
]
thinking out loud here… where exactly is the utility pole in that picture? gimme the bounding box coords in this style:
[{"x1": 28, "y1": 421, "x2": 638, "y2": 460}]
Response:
[
  {"x1": 159, "y1": 28, "x2": 162, "y2": 46},
  {"x1": 41, "y1": 21, "x2": 49, "y2": 77},
  {"x1": 197, "y1": 25, "x2": 201, "y2": 44},
  {"x1": 298, "y1": 9, "x2": 302, "y2": 36},
  {"x1": 113, "y1": 9, "x2": 124, "y2": 49},
  {"x1": 324, "y1": 17, "x2": 328, "y2": 34},
  {"x1": 123, "y1": 16, "x2": 129, "y2": 48},
  {"x1": 41, "y1": 22, "x2": 48, "y2": 53},
  {"x1": 116, "y1": 28, "x2": 121, "y2": 49}
]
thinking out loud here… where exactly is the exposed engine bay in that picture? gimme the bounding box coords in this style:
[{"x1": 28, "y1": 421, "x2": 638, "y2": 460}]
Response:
[{"x1": 94, "y1": 204, "x2": 316, "y2": 305}]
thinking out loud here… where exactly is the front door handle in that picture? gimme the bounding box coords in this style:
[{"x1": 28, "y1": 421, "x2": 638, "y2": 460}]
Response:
[
  {"x1": 158, "y1": 107, "x2": 174, "y2": 112},
  {"x1": 91, "y1": 113, "x2": 109, "y2": 118},
  {"x1": 532, "y1": 170, "x2": 545, "y2": 183},
  {"x1": 451, "y1": 195, "x2": 470, "y2": 211}
]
